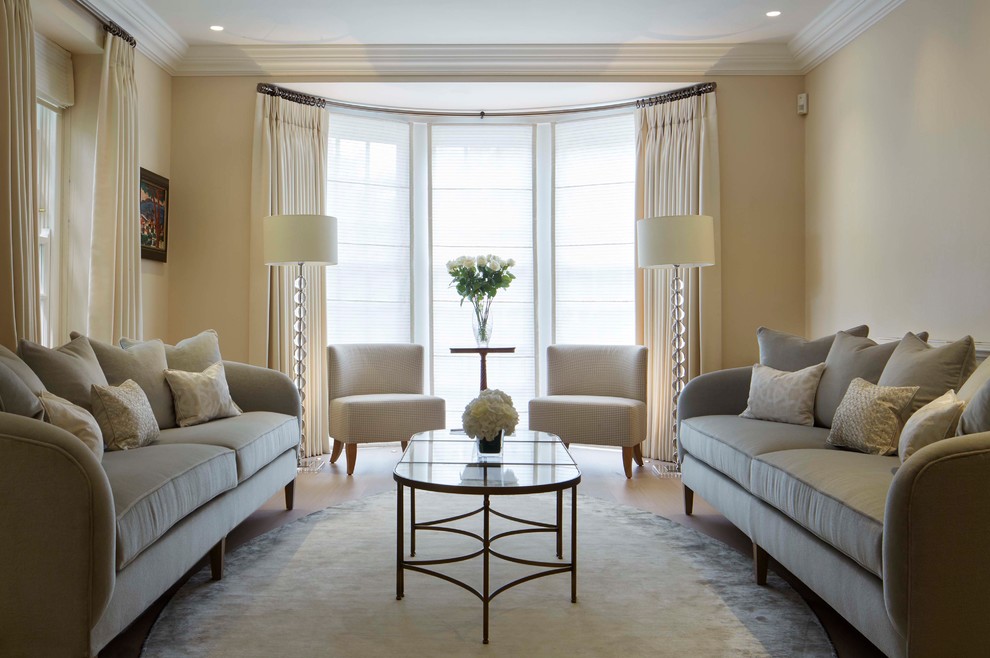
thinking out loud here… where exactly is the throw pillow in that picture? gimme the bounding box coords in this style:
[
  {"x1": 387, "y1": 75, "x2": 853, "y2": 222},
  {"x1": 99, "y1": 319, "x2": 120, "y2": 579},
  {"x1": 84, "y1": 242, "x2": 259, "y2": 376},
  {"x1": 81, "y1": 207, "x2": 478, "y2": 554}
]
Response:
[
  {"x1": 827, "y1": 378, "x2": 919, "y2": 455},
  {"x1": 72, "y1": 332, "x2": 175, "y2": 429},
  {"x1": 120, "y1": 329, "x2": 222, "y2": 373},
  {"x1": 18, "y1": 336, "x2": 108, "y2": 411},
  {"x1": 814, "y1": 331, "x2": 929, "y2": 428},
  {"x1": 0, "y1": 361, "x2": 45, "y2": 419},
  {"x1": 0, "y1": 344, "x2": 47, "y2": 395},
  {"x1": 757, "y1": 325, "x2": 869, "y2": 372},
  {"x1": 164, "y1": 361, "x2": 241, "y2": 427},
  {"x1": 91, "y1": 380, "x2": 161, "y2": 451},
  {"x1": 957, "y1": 378, "x2": 990, "y2": 436},
  {"x1": 37, "y1": 391, "x2": 104, "y2": 461},
  {"x1": 957, "y1": 356, "x2": 990, "y2": 403},
  {"x1": 740, "y1": 362, "x2": 826, "y2": 426},
  {"x1": 877, "y1": 333, "x2": 977, "y2": 415},
  {"x1": 898, "y1": 391, "x2": 966, "y2": 463}
]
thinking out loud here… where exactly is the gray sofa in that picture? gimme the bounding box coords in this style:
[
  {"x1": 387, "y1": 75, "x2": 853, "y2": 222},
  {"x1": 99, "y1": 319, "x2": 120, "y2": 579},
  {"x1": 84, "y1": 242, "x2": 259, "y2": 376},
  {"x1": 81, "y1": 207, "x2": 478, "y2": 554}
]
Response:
[
  {"x1": 0, "y1": 360, "x2": 300, "y2": 657},
  {"x1": 678, "y1": 366, "x2": 990, "y2": 658}
]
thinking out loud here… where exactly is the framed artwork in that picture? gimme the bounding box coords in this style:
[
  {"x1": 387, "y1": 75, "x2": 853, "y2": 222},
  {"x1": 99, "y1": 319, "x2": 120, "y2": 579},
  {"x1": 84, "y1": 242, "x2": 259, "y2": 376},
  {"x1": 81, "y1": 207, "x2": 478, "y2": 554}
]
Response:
[{"x1": 140, "y1": 168, "x2": 169, "y2": 262}]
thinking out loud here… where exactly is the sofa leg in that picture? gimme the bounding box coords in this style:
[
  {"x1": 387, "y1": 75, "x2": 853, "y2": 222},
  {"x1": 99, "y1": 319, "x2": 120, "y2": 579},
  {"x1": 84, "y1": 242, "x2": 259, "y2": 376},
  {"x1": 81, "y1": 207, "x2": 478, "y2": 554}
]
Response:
[
  {"x1": 621, "y1": 447, "x2": 633, "y2": 479},
  {"x1": 345, "y1": 443, "x2": 357, "y2": 476},
  {"x1": 329, "y1": 439, "x2": 344, "y2": 464},
  {"x1": 632, "y1": 442, "x2": 644, "y2": 466},
  {"x1": 210, "y1": 537, "x2": 226, "y2": 581},
  {"x1": 753, "y1": 543, "x2": 768, "y2": 586},
  {"x1": 284, "y1": 480, "x2": 295, "y2": 511},
  {"x1": 683, "y1": 485, "x2": 694, "y2": 516}
]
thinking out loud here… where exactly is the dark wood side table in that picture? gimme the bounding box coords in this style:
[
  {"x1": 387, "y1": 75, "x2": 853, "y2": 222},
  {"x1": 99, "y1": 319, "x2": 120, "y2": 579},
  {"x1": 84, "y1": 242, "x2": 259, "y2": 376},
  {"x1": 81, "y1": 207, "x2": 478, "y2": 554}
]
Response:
[{"x1": 449, "y1": 347, "x2": 515, "y2": 391}]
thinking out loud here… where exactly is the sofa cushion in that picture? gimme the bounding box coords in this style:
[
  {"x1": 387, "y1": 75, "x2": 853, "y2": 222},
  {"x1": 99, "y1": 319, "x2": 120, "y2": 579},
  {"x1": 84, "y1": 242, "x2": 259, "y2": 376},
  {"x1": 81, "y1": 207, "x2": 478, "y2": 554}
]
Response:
[
  {"x1": 751, "y1": 449, "x2": 897, "y2": 577},
  {"x1": 740, "y1": 362, "x2": 825, "y2": 426},
  {"x1": 18, "y1": 336, "x2": 108, "y2": 411},
  {"x1": 827, "y1": 378, "x2": 919, "y2": 456},
  {"x1": 878, "y1": 333, "x2": 976, "y2": 414},
  {"x1": 156, "y1": 411, "x2": 298, "y2": 481},
  {"x1": 528, "y1": 395, "x2": 645, "y2": 448},
  {"x1": 678, "y1": 415, "x2": 829, "y2": 489},
  {"x1": 164, "y1": 361, "x2": 241, "y2": 427},
  {"x1": 330, "y1": 394, "x2": 446, "y2": 443},
  {"x1": 101, "y1": 443, "x2": 237, "y2": 569},
  {"x1": 92, "y1": 380, "x2": 161, "y2": 451},
  {"x1": 957, "y1": 378, "x2": 990, "y2": 436},
  {"x1": 0, "y1": 360, "x2": 44, "y2": 419},
  {"x1": 0, "y1": 344, "x2": 46, "y2": 395},
  {"x1": 121, "y1": 329, "x2": 222, "y2": 373},
  {"x1": 757, "y1": 325, "x2": 868, "y2": 372}
]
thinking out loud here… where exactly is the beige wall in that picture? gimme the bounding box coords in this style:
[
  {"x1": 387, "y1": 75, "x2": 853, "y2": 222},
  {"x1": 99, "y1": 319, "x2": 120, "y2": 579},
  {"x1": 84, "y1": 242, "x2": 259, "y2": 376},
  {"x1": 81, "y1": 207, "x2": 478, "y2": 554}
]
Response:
[
  {"x1": 168, "y1": 75, "x2": 806, "y2": 366},
  {"x1": 805, "y1": 0, "x2": 990, "y2": 346}
]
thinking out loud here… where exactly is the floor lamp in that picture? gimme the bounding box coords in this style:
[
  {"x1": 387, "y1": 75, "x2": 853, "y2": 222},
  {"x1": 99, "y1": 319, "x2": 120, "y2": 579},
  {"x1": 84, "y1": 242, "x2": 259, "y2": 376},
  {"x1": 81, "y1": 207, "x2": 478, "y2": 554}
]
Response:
[
  {"x1": 636, "y1": 215, "x2": 715, "y2": 473},
  {"x1": 264, "y1": 214, "x2": 338, "y2": 470}
]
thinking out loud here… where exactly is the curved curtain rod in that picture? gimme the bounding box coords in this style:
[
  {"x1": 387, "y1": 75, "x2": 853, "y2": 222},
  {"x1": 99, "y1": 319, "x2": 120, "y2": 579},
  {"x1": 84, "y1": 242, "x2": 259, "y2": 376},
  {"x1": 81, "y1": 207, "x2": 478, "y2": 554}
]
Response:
[
  {"x1": 73, "y1": 0, "x2": 136, "y2": 47},
  {"x1": 256, "y1": 81, "x2": 716, "y2": 119}
]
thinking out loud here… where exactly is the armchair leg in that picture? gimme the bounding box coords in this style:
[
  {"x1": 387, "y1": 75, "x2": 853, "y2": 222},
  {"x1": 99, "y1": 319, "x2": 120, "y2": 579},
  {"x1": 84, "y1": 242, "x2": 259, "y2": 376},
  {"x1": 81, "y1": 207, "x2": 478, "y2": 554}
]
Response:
[
  {"x1": 400, "y1": 441, "x2": 408, "y2": 450},
  {"x1": 345, "y1": 443, "x2": 357, "y2": 476},
  {"x1": 284, "y1": 480, "x2": 295, "y2": 511},
  {"x1": 621, "y1": 447, "x2": 633, "y2": 479},
  {"x1": 632, "y1": 442, "x2": 644, "y2": 466},
  {"x1": 329, "y1": 439, "x2": 344, "y2": 464},
  {"x1": 753, "y1": 543, "x2": 768, "y2": 586},
  {"x1": 683, "y1": 485, "x2": 694, "y2": 516},
  {"x1": 209, "y1": 537, "x2": 226, "y2": 581}
]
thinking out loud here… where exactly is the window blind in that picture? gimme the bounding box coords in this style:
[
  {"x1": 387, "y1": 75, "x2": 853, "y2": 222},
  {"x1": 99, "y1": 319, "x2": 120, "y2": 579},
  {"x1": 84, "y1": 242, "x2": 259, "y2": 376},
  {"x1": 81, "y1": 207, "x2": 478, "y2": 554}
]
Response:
[
  {"x1": 431, "y1": 125, "x2": 535, "y2": 429},
  {"x1": 554, "y1": 114, "x2": 636, "y2": 344},
  {"x1": 326, "y1": 114, "x2": 411, "y2": 344}
]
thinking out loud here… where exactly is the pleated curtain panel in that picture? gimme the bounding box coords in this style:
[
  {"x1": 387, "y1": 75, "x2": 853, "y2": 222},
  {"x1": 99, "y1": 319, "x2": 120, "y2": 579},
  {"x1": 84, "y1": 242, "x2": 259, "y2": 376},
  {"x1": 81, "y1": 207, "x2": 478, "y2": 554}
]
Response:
[
  {"x1": 636, "y1": 92, "x2": 722, "y2": 462},
  {"x1": 252, "y1": 93, "x2": 331, "y2": 460},
  {"x1": 88, "y1": 32, "x2": 142, "y2": 343},
  {"x1": 0, "y1": 0, "x2": 40, "y2": 349}
]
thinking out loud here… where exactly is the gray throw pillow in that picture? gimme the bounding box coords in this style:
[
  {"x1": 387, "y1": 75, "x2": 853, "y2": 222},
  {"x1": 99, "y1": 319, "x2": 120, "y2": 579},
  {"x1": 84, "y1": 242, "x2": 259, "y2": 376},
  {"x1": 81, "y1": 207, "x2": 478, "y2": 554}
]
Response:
[
  {"x1": 814, "y1": 331, "x2": 929, "y2": 428},
  {"x1": 957, "y1": 356, "x2": 990, "y2": 403},
  {"x1": 758, "y1": 325, "x2": 869, "y2": 372},
  {"x1": 957, "y1": 379, "x2": 990, "y2": 436},
  {"x1": 71, "y1": 332, "x2": 175, "y2": 429},
  {"x1": 827, "y1": 378, "x2": 919, "y2": 456},
  {"x1": 878, "y1": 333, "x2": 976, "y2": 415},
  {"x1": 91, "y1": 380, "x2": 160, "y2": 450},
  {"x1": 18, "y1": 336, "x2": 108, "y2": 411},
  {"x1": 0, "y1": 361, "x2": 45, "y2": 419},
  {"x1": 740, "y1": 362, "x2": 826, "y2": 426},
  {"x1": 0, "y1": 344, "x2": 46, "y2": 395},
  {"x1": 121, "y1": 329, "x2": 222, "y2": 373}
]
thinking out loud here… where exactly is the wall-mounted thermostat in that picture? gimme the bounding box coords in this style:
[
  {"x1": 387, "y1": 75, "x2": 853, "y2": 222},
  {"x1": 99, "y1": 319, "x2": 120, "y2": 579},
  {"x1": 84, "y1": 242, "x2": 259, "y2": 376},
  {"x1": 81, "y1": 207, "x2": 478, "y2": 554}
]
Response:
[{"x1": 797, "y1": 93, "x2": 809, "y2": 115}]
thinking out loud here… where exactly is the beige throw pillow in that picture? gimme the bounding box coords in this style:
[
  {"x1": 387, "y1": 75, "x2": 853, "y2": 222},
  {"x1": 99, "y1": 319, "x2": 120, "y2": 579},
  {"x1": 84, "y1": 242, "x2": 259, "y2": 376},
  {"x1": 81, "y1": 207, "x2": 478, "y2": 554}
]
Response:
[
  {"x1": 164, "y1": 361, "x2": 241, "y2": 427},
  {"x1": 37, "y1": 391, "x2": 104, "y2": 461},
  {"x1": 898, "y1": 391, "x2": 965, "y2": 463},
  {"x1": 827, "y1": 378, "x2": 919, "y2": 455},
  {"x1": 91, "y1": 380, "x2": 161, "y2": 451},
  {"x1": 740, "y1": 362, "x2": 826, "y2": 426}
]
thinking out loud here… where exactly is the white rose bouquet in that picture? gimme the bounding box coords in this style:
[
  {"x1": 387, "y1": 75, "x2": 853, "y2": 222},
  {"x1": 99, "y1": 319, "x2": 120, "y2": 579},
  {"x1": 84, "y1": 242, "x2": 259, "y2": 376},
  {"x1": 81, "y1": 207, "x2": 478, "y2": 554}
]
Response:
[
  {"x1": 462, "y1": 388, "x2": 519, "y2": 442},
  {"x1": 446, "y1": 254, "x2": 516, "y2": 345}
]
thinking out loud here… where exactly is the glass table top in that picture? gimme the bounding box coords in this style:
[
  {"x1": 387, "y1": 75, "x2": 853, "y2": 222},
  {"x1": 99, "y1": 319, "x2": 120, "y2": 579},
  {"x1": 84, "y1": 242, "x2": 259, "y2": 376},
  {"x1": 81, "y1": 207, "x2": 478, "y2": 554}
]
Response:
[{"x1": 394, "y1": 429, "x2": 581, "y2": 492}]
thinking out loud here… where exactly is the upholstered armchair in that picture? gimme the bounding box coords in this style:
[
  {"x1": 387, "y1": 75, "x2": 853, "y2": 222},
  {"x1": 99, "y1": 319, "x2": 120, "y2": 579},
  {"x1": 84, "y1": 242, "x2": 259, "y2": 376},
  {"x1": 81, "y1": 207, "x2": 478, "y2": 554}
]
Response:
[
  {"x1": 327, "y1": 343, "x2": 445, "y2": 475},
  {"x1": 529, "y1": 344, "x2": 648, "y2": 478}
]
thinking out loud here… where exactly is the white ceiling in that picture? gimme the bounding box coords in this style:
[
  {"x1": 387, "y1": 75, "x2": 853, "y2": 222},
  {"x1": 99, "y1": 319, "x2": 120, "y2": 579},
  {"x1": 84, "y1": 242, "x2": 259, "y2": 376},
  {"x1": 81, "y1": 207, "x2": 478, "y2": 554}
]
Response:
[{"x1": 142, "y1": 0, "x2": 831, "y2": 47}]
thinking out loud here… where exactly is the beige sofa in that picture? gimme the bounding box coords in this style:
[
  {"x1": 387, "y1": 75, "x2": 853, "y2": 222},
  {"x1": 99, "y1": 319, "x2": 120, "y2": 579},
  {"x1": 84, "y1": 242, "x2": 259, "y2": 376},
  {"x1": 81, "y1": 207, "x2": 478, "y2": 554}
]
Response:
[
  {"x1": 678, "y1": 366, "x2": 990, "y2": 657},
  {"x1": 0, "y1": 360, "x2": 300, "y2": 658}
]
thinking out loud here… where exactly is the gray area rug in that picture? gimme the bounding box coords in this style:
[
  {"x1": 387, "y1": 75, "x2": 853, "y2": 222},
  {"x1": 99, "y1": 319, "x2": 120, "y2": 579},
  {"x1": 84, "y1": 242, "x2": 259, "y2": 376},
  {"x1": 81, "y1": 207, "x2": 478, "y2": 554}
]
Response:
[{"x1": 144, "y1": 491, "x2": 834, "y2": 657}]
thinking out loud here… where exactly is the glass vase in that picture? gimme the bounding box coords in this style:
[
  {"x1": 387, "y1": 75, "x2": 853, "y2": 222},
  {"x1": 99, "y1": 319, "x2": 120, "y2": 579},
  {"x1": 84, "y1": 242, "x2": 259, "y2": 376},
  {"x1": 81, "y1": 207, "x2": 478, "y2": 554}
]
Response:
[
  {"x1": 477, "y1": 430, "x2": 503, "y2": 454},
  {"x1": 471, "y1": 311, "x2": 493, "y2": 348}
]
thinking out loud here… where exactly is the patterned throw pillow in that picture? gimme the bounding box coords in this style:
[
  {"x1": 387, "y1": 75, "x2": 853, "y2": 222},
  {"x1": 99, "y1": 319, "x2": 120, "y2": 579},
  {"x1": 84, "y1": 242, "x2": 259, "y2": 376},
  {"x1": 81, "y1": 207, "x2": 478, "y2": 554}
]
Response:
[
  {"x1": 38, "y1": 391, "x2": 104, "y2": 461},
  {"x1": 164, "y1": 361, "x2": 241, "y2": 428},
  {"x1": 898, "y1": 390, "x2": 965, "y2": 463},
  {"x1": 740, "y1": 362, "x2": 826, "y2": 426},
  {"x1": 827, "y1": 378, "x2": 919, "y2": 455},
  {"x1": 91, "y1": 380, "x2": 161, "y2": 451}
]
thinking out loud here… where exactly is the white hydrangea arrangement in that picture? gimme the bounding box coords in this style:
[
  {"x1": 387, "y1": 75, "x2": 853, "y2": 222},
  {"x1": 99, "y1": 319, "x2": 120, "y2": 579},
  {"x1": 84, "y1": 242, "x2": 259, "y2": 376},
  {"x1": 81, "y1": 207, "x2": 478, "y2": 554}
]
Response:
[{"x1": 462, "y1": 388, "x2": 519, "y2": 442}]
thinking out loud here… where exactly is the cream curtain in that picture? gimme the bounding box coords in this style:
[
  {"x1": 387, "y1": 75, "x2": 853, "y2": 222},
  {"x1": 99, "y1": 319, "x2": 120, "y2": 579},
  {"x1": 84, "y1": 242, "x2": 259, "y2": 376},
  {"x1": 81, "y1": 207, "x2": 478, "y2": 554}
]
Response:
[
  {"x1": 636, "y1": 92, "x2": 721, "y2": 462},
  {"x1": 88, "y1": 32, "x2": 141, "y2": 342},
  {"x1": 0, "y1": 0, "x2": 40, "y2": 349},
  {"x1": 252, "y1": 94, "x2": 330, "y2": 459}
]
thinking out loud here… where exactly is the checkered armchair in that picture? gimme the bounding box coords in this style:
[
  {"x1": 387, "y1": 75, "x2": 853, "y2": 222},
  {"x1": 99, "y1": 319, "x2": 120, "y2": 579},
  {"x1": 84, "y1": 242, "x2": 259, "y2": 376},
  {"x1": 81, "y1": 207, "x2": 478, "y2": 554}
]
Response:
[
  {"x1": 529, "y1": 344, "x2": 648, "y2": 478},
  {"x1": 328, "y1": 344, "x2": 445, "y2": 475}
]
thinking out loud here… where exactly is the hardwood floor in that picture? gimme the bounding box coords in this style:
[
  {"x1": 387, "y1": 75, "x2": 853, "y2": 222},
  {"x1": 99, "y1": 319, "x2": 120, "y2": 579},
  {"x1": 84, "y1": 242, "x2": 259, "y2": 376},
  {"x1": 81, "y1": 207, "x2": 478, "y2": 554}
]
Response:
[{"x1": 101, "y1": 444, "x2": 882, "y2": 658}]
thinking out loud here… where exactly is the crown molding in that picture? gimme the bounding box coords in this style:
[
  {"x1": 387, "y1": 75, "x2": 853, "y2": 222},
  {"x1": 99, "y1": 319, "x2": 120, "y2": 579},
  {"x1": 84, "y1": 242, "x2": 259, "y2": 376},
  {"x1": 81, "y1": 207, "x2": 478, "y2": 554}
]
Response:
[
  {"x1": 88, "y1": 0, "x2": 187, "y2": 73},
  {"x1": 174, "y1": 42, "x2": 801, "y2": 77},
  {"x1": 790, "y1": 0, "x2": 906, "y2": 73}
]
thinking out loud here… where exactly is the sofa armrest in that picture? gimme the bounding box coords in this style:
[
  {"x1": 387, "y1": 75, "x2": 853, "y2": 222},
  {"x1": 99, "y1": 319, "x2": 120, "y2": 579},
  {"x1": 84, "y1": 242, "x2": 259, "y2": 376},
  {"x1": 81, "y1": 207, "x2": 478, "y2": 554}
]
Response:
[
  {"x1": 883, "y1": 431, "x2": 990, "y2": 655},
  {"x1": 677, "y1": 366, "x2": 752, "y2": 422},
  {"x1": 0, "y1": 412, "x2": 116, "y2": 657},
  {"x1": 223, "y1": 361, "x2": 301, "y2": 418}
]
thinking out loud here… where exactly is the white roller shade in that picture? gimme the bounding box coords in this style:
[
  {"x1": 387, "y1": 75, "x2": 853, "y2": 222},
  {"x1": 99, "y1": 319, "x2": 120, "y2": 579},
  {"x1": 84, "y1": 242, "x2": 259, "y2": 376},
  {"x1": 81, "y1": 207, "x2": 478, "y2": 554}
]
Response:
[{"x1": 35, "y1": 32, "x2": 74, "y2": 108}]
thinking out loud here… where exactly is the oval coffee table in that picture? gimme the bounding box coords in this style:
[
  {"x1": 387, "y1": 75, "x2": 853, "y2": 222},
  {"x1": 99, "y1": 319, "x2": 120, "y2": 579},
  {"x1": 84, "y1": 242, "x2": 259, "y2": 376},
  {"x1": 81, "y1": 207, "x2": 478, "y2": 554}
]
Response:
[{"x1": 393, "y1": 429, "x2": 581, "y2": 644}]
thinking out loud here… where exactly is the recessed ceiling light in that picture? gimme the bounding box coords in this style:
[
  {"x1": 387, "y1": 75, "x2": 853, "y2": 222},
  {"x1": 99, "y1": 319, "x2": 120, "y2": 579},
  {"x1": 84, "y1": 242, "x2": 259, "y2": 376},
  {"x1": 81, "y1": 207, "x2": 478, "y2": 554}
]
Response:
[
  {"x1": 210, "y1": 25, "x2": 224, "y2": 32},
  {"x1": 766, "y1": 11, "x2": 781, "y2": 17}
]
